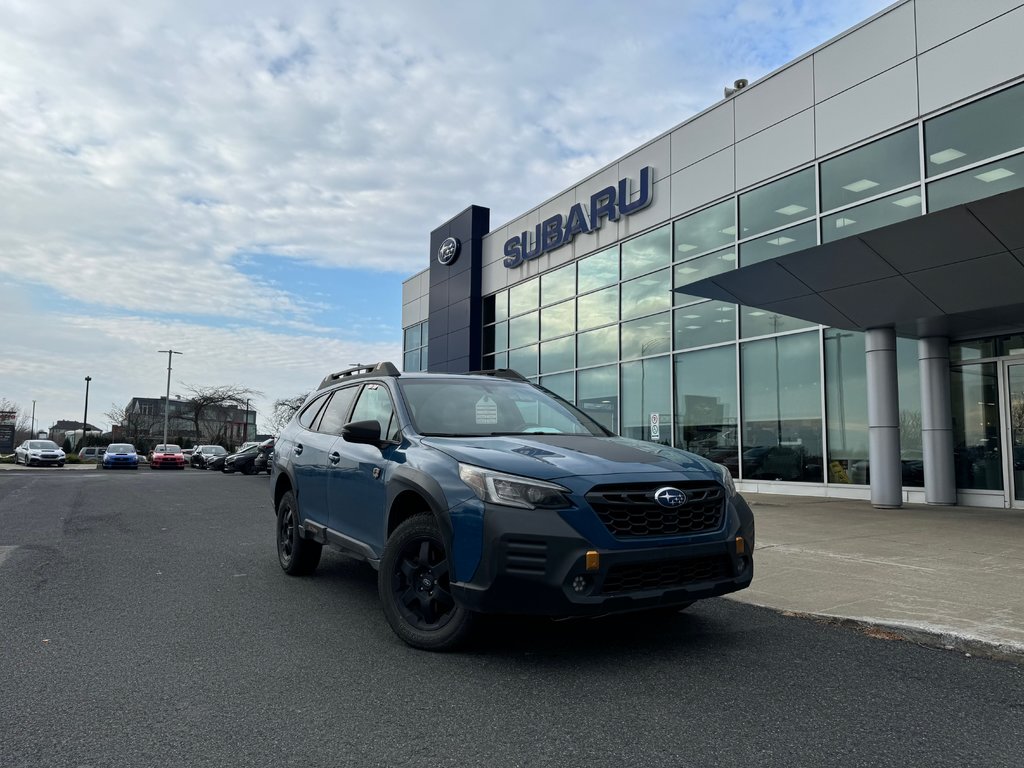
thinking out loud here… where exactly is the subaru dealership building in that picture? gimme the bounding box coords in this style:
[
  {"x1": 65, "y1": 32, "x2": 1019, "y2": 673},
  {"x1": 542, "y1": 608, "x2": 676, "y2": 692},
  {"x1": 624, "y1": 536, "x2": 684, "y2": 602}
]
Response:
[{"x1": 402, "y1": 0, "x2": 1024, "y2": 509}]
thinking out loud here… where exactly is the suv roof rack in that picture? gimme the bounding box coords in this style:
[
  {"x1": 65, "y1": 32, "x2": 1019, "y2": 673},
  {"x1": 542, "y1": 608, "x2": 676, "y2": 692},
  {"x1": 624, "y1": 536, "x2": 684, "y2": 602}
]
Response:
[
  {"x1": 467, "y1": 368, "x2": 527, "y2": 381},
  {"x1": 318, "y1": 361, "x2": 400, "y2": 390}
]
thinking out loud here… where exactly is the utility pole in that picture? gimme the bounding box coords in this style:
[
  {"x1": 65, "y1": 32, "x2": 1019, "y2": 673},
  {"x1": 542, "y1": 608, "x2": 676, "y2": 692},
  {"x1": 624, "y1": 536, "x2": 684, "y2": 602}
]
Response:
[
  {"x1": 82, "y1": 377, "x2": 92, "y2": 451},
  {"x1": 157, "y1": 350, "x2": 183, "y2": 448},
  {"x1": 245, "y1": 397, "x2": 251, "y2": 442},
  {"x1": 31, "y1": 400, "x2": 36, "y2": 439}
]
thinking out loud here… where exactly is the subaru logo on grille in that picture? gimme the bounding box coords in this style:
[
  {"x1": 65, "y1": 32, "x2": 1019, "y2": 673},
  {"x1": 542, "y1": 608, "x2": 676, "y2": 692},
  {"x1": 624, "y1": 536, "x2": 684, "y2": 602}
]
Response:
[
  {"x1": 437, "y1": 236, "x2": 461, "y2": 266},
  {"x1": 654, "y1": 487, "x2": 687, "y2": 508}
]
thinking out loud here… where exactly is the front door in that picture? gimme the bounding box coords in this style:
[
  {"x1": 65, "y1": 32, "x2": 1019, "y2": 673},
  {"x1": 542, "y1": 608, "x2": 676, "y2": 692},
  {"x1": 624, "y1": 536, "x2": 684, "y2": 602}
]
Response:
[{"x1": 1005, "y1": 362, "x2": 1024, "y2": 509}]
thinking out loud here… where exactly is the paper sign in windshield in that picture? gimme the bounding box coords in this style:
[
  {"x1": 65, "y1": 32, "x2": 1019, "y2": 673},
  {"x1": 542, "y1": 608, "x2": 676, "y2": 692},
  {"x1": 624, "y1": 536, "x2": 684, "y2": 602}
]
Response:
[{"x1": 475, "y1": 396, "x2": 498, "y2": 425}]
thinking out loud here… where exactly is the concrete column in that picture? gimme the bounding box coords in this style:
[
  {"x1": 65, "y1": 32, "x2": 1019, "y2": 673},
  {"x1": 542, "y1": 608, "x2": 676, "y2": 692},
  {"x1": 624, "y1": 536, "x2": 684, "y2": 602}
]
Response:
[
  {"x1": 919, "y1": 337, "x2": 957, "y2": 505},
  {"x1": 865, "y1": 328, "x2": 902, "y2": 508}
]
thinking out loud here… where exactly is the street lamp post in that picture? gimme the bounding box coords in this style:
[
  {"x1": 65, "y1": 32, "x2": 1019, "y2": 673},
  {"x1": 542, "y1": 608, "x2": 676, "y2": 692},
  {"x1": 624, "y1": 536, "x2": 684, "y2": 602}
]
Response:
[
  {"x1": 81, "y1": 377, "x2": 92, "y2": 451},
  {"x1": 245, "y1": 398, "x2": 251, "y2": 443},
  {"x1": 31, "y1": 400, "x2": 36, "y2": 440},
  {"x1": 158, "y1": 350, "x2": 183, "y2": 448}
]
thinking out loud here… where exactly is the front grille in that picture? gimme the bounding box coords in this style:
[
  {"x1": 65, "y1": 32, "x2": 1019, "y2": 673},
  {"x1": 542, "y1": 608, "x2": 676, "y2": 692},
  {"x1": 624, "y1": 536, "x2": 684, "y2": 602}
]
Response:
[
  {"x1": 585, "y1": 482, "x2": 726, "y2": 538},
  {"x1": 601, "y1": 555, "x2": 733, "y2": 595}
]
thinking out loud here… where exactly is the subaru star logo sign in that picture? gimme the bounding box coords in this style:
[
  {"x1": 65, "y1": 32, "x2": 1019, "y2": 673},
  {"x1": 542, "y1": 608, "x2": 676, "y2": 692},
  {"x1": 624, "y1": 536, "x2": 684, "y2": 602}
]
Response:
[
  {"x1": 437, "y1": 236, "x2": 461, "y2": 266},
  {"x1": 654, "y1": 487, "x2": 687, "y2": 508}
]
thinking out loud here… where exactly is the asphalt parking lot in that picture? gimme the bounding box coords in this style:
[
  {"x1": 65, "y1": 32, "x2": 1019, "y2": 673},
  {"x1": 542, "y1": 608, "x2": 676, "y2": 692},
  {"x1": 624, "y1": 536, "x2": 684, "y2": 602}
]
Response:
[{"x1": 1, "y1": 470, "x2": 1021, "y2": 767}]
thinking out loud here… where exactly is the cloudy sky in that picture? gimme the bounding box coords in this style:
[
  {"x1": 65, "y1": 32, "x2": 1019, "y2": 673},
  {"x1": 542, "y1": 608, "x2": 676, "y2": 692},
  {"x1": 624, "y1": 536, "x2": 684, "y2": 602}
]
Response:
[{"x1": 1, "y1": 0, "x2": 893, "y2": 435}]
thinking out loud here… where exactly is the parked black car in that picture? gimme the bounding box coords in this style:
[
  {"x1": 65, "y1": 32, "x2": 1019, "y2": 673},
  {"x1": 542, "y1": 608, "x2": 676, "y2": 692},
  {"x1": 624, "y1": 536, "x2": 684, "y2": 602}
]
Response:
[
  {"x1": 206, "y1": 453, "x2": 227, "y2": 472},
  {"x1": 222, "y1": 444, "x2": 262, "y2": 474},
  {"x1": 191, "y1": 444, "x2": 228, "y2": 469},
  {"x1": 253, "y1": 440, "x2": 275, "y2": 474}
]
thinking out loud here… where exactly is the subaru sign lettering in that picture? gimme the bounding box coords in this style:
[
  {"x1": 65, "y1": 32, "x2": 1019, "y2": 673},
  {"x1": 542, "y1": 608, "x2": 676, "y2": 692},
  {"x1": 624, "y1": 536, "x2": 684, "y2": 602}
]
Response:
[
  {"x1": 503, "y1": 166, "x2": 654, "y2": 268},
  {"x1": 654, "y1": 487, "x2": 687, "y2": 508},
  {"x1": 437, "y1": 236, "x2": 461, "y2": 266}
]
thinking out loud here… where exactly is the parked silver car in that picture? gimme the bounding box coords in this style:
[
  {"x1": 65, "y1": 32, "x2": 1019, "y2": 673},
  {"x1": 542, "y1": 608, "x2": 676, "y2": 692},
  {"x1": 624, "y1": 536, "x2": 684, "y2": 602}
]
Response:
[{"x1": 15, "y1": 440, "x2": 66, "y2": 467}]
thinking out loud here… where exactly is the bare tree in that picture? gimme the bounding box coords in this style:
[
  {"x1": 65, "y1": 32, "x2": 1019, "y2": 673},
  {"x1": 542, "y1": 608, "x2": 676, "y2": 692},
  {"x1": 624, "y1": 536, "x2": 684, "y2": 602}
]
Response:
[
  {"x1": 178, "y1": 384, "x2": 262, "y2": 443},
  {"x1": 263, "y1": 392, "x2": 309, "y2": 435},
  {"x1": 0, "y1": 398, "x2": 32, "y2": 444},
  {"x1": 106, "y1": 402, "x2": 158, "y2": 447}
]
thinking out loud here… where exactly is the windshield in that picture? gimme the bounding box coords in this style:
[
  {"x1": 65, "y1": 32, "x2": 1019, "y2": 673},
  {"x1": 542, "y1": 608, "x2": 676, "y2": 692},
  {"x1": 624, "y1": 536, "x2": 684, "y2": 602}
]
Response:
[
  {"x1": 107, "y1": 444, "x2": 135, "y2": 453},
  {"x1": 155, "y1": 445, "x2": 182, "y2": 454},
  {"x1": 398, "y1": 378, "x2": 610, "y2": 438},
  {"x1": 28, "y1": 440, "x2": 59, "y2": 450},
  {"x1": 208, "y1": 446, "x2": 227, "y2": 455}
]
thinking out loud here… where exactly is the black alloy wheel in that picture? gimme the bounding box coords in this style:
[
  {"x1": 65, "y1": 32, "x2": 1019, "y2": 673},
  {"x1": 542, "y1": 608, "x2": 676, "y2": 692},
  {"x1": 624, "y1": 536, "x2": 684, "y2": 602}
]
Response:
[
  {"x1": 276, "y1": 490, "x2": 321, "y2": 575},
  {"x1": 379, "y1": 515, "x2": 475, "y2": 651}
]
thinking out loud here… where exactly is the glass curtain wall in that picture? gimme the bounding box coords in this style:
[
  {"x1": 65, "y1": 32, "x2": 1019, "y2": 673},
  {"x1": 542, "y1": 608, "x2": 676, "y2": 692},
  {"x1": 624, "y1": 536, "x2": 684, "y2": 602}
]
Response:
[
  {"x1": 674, "y1": 345, "x2": 739, "y2": 476},
  {"x1": 621, "y1": 357, "x2": 670, "y2": 445}
]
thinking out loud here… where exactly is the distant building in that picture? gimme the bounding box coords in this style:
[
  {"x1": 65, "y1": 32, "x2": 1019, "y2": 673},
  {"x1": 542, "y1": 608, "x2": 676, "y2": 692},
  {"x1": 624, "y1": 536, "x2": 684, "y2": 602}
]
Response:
[
  {"x1": 49, "y1": 420, "x2": 102, "y2": 447},
  {"x1": 116, "y1": 397, "x2": 255, "y2": 449}
]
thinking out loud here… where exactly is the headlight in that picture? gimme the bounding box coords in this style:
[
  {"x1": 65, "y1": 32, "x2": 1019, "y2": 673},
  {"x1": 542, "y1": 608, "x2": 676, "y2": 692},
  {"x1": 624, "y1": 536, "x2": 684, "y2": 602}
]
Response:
[
  {"x1": 458, "y1": 463, "x2": 571, "y2": 510},
  {"x1": 713, "y1": 462, "x2": 737, "y2": 497}
]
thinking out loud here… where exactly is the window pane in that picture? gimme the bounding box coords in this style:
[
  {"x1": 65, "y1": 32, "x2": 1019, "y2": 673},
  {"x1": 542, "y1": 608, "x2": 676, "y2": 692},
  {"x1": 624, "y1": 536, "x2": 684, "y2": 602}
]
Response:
[
  {"x1": 577, "y1": 365, "x2": 617, "y2": 432},
  {"x1": 404, "y1": 324, "x2": 421, "y2": 350},
  {"x1": 541, "y1": 263, "x2": 575, "y2": 306},
  {"x1": 675, "y1": 345, "x2": 738, "y2": 476},
  {"x1": 674, "y1": 302, "x2": 736, "y2": 350},
  {"x1": 621, "y1": 312, "x2": 671, "y2": 360},
  {"x1": 927, "y1": 152, "x2": 1024, "y2": 211},
  {"x1": 541, "y1": 299, "x2": 575, "y2": 340},
  {"x1": 740, "y1": 333, "x2": 823, "y2": 482},
  {"x1": 317, "y1": 386, "x2": 359, "y2": 435},
  {"x1": 824, "y1": 329, "x2": 867, "y2": 484},
  {"x1": 674, "y1": 247, "x2": 736, "y2": 305},
  {"x1": 508, "y1": 312, "x2": 538, "y2": 348},
  {"x1": 621, "y1": 356, "x2": 671, "y2": 445},
  {"x1": 540, "y1": 372, "x2": 574, "y2": 402},
  {"x1": 577, "y1": 326, "x2": 618, "y2": 368},
  {"x1": 820, "y1": 127, "x2": 919, "y2": 211},
  {"x1": 622, "y1": 268, "x2": 671, "y2": 321},
  {"x1": 578, "y1": 286, "x2": 618, "y2": 331},
  {"x1": 739, "y1": 221, "x2": 816, "y2": 267},
  {"x1": 739, "y1": 168, "x2": 815, "y2": 240},
  {"x1": 540, "y1": 336, "x2": 574, "y2": 374},
  {"x1": 509, "y1": 279, "x2": 539, "y2": 316},
  {"x1": 509, "y1": 344, "x2": 539, "y2": 378},
  {"x1": 404, "y1": 349, "x2": 421, "y2": 372},
  {"x1": 950, "y1": 339, "x2": 996, "y2": 363},
  {"x1": 897, "y1": 336, "x2": 923, "y2": 487},
  {"x1": 925, "y1": 82, "x2": 1024, "y2": 176},
  {"x1": 484, "y1": 322, "x2": 509, "y2": 354},
  {"x1": 621, "y1": 224, "x2": 671, "y2": 280},
  {"x1": 493, "y1": 291, "x2": 508, "y2": 323},
  {"x1": 674, "y1": 199, "x2": 735, "y2": 259},
  {"x1": 951, "y1": 363, "x2": 1002, "y2": 490},
  {"x1": 421, "y1": 345, "x2": 429, "y2": 370},
  {"x1": 350, "y1": 385, "x2": 398, "y2": 441},
  {"x1": 822, "y1": 189, "x2": 921, "y2": 242},
  {"x1": 421, "y1": 320, "x2": 429, "y2": 341},
  {"x1": 740, "y1": 308, "x2": 815, "y2": 338},
  {"x1": 577, "y1": 247, "x2": 618, "y2": 292}
]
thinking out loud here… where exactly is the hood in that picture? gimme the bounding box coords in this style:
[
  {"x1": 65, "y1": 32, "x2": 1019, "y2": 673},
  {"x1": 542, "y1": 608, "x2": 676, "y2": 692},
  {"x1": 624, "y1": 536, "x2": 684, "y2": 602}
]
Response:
[{"x1": 420, "y1": 434, "x2": 718, "y2": 481}]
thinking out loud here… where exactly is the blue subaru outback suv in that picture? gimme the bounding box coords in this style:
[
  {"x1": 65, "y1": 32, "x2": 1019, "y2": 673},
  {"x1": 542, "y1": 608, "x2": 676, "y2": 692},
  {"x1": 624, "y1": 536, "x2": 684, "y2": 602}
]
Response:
[{"x1": 272, "y1": 362, "x2": 754, "y2": 650}]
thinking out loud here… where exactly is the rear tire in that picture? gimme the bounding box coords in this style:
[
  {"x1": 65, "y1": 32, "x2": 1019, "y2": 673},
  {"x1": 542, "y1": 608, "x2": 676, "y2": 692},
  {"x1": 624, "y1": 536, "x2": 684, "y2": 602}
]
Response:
[
  {"x1": 276, "y1": 490, "x2": 321, "y2": 576},
  {"x1": 378, "y1": 515, "x2": 475, "y2": 651}
]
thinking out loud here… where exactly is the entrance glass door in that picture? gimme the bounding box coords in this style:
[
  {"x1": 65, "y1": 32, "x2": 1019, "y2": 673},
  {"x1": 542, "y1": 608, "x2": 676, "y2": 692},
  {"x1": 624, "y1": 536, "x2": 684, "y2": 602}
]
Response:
[{"x1": 1007, "y1": 363, "x2": 1024, "y2": 507}]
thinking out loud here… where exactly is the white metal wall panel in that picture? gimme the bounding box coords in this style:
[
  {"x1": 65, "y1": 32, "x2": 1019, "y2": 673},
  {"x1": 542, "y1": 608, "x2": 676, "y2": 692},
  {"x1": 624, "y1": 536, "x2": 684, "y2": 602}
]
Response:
[
  {"x1": 815, "y1": 61, "x2": 919, "y2": 156},
  {"x1": 401, "y1": 296, "x2": 426, "y2": 327},
  {"x1": 918, "y1": 5, "x2": 1024, "y2": 113},
  {"x1": 734, "y1": 58, "x2": 814, "y2": 140},
  {"x1": 618, "y1": 135, "x2": 670, "y2": 186},
  {"x1": 481, "y1": 259, "x2": 509, "y2": 295},
  {"x1": 481, "y1": 228, "x2": 506, "y2": 266},
  {"x1": 915, "y1": 0, "x2": 1024, "y2": 52},
  {"x1": 735, "y1": 109, "x2": 815, "y2": 190},
  {"x1": 813, "y1": 2, "x2": 916, "y2": 101},
  {"x1": 670, "y1": 101, "x2": 734, "y2": 172},
  {"x1": 670, "y1": 147, "x2": 734, "y2": 217},
  {"x1": 621, "y1": 177, "x2": 671, "y2": 239}
]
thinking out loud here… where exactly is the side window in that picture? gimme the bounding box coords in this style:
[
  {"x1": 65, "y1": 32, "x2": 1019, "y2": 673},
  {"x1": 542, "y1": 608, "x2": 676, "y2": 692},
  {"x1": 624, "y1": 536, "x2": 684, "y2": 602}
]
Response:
[
  {"x1": 350, "y1": 384, "x2": 400, "y2": 441},
  {"x1": 297, "y1": 392, "x2": 330, "y2": 429},
  {"x1": 317, "y1": 386, "x2": 359, "y2": 435}
]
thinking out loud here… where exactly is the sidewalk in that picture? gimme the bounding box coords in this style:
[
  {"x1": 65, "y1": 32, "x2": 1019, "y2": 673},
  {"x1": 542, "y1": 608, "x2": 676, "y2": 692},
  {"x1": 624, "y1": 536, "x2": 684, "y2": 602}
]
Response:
[{"x1": 731, "y1": 493, "x2": 1024, "y2": 658}]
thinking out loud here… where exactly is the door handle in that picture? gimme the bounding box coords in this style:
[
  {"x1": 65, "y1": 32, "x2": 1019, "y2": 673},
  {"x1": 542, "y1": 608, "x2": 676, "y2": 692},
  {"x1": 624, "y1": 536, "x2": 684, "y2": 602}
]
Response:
[
  {"x1": 329, "y1": 451, "x2": 341, "y2": 465},
  {"x1": 294, "y1": 443, "x2": 303, "y2": 456}
]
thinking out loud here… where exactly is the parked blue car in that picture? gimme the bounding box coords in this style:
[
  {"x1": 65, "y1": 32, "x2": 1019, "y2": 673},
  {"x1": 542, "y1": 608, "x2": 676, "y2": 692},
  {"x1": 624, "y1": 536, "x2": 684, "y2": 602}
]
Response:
[
  {"x1": 272, "y1": 362, "x2": 754, "y2": 651},
  {"x1": 102, "y1": 443, "x2": 139, "y2": 470}
]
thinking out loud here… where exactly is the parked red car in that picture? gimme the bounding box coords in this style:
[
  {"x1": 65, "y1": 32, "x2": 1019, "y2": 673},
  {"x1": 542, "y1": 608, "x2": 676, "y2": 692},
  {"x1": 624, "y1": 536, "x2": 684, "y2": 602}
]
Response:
[{"x1": 149, "y1": 444, "x2": 186, "y2": 470}]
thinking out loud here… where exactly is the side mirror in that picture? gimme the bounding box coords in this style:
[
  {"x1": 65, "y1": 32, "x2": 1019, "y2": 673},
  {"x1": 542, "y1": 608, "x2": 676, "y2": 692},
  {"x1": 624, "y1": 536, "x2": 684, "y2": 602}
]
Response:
[{"x1": 342, "y1": 420, "x2": 383, "y2": 447}]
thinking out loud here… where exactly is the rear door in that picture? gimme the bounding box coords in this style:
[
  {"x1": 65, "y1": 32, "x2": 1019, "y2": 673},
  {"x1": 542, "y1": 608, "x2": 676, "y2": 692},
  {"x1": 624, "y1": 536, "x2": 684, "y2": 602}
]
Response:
[{"x1": 286, "y1": 389, "x2": 347, "y2": 526}]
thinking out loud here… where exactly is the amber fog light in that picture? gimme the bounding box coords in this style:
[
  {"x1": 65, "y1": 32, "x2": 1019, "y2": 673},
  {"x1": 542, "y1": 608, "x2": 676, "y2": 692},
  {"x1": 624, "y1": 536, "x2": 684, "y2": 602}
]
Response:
[{"x1": 571, "y1": 575, "x2": 590, "y2": 594}]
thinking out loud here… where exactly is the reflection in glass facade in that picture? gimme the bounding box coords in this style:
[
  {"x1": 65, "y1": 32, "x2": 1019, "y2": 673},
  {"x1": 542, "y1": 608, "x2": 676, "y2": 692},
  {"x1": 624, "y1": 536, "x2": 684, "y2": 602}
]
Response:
[
  {"x1": 509, "y1": 344, "x2": 538, "y2": 378},
  {"x1": 577, "y1": 365, "x2": 617, "y2": 432},
  {"x1": 621, "y1": 269, "x2": 671, "y2": 321},
  {"x1": 740, "y1": 308, "x2": 815, "y2": 338},
  {"x1": 540, "y1": 336, "x2": 574, "y2": 374},
  {"x1": 540, "y1": 371, "x2": 574, "y2": 402},
  {"x1": 927, "y1": 152, "x2": 1024, "y2": 211},
  {"x1": 621, "y1": 313, "x2": 671, "y2": 360},
  {"x1": 951, "y1": 363, "x2": 1002, "y2": 490},
  {"x1": 621, "y1": 225, "x2": 671, "y2": 280},
  {"x1": 673, "y1": 199, "x2": 735, "y2": 258},
  {"x1": 577, "y1": 326, "x2": 618, "y2": 368},
  {"x1": 674, "y1": 346, "x2": 738, "y2": 476},
  {"x1": 896, "y1": 337, "x2": 923, "y2": 488},
  {"x1": 820, "y1": 127, "x2": 919, "y2": 211},
  {"x1": 621, "y1": 357, "x2": 670, "y2": 445},
  {"x1": 925, "y1": 81, "x2": 1024, "y2": 176},
  {"x1": 578, "y1": 286, "x2": 618, "y2": 331},
  {"x1": 541, "y1": 263, "x2": 576, "y2": 306},
  {"x1": 577, "y1": 247, "x2": 618, "y2": 292},
  {"x1": 822, "y1": 190, "x2": 921, "y2": 242},
  {"x1": 509, "y1": 311, "x2": 539, "y2": 348},
  {"x1": 741, "y1": 333, "x2": 823, "y2": 482},
  {"x1": 541, "y1": 299, "x2": 575, "y2": 340},
  {"x1": 824, "y1": 329, "x2": 868, "y2": 483},
  {"x1": 739, "y1": 168, "x2": 815, "y2": 240},
  {"x1": 674, "y1": 302, "x2": 735, "y2": 350},
  {"x1": 509, "y1": 278, "x2": 539, "y2": 316},
  {"x1": 739, "y1": 222, "x2": 816, "y2": 267},
  {"x1": 403, "y1": 319, "x2": 429, "y2": 372},
  {"x1": 674, "y1": 247, "x2": 736, "y2": 305}
]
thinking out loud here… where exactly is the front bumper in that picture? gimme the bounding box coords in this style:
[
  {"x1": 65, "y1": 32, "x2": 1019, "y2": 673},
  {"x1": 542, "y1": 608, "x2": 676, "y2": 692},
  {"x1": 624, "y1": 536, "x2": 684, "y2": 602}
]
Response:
[
  {"x1": 103, "y1": 458, "x2": 139, "y2": 468},
  {"x1": 450, "y1": 495, "x2": 755, "y2": 617},
  {"x1": 27, "y1": 455, "x2": 64, "y2": 466}
]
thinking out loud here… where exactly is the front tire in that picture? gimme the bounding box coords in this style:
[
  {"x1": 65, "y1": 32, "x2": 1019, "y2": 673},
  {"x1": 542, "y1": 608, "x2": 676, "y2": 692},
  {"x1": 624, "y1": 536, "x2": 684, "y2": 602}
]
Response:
[
  {"x1": 276, "y1": 490, "x2": 321, "y2": 575},
  {"x1": 378, "y1": 515, "x2": 475, "y2": 651}
]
